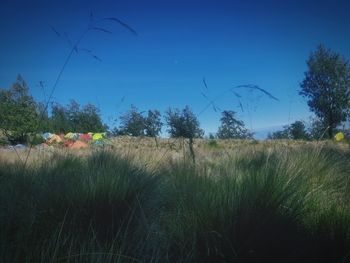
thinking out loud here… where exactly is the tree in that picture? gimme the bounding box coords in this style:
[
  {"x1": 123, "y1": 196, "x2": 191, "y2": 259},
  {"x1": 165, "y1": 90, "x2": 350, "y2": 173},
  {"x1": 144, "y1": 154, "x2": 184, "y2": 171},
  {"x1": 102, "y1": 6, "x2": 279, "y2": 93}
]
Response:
[
  {"x1": 144, "y1": 109, "x2": 162, "y2": 146},
  {"x1": 217, "y1": 110, "x2": 253, "y2": 139},
  {"x1": 267, "y1": 120, "x2": 309, "y2": 140},
  {"x1": 165, "y1": 106, "x2": 204, "y2": 139},
  {"x1": 267, "y1": 129, "x2": 289, "y2": 140},
  {"x1": 51, "y1": 103, "x2": 71, "y2": 133},
  {"x1": 308, "y1": 117, "x2": 328, "y2": 140},
  {"x1": 0, "y1": 75, "x2": 39, "y2": 144},
  {"x1": 165, "y1": 106, "x2": 203, "y2": 163},
  {"x1": 289, "y1": 121, "x2": 309, "y2": 140},
  {"x1": 67, "y1": 100, "x2": 81, "y2": 132},
  {"x1": 300, "y1": 45, "x2": 350, "y2": 138},
  {"x1": 118, "y1": 105, "x2": 145, "y2": 136},
  {"x1": 36, "y1": 102, "x2": 52, "y2": 132},
  {"x1": 78, "y1": 103, "x2": 107, "y2": 133},
  {"x1": 50, "y1": 101, "x2": 106, "y2": 133}
]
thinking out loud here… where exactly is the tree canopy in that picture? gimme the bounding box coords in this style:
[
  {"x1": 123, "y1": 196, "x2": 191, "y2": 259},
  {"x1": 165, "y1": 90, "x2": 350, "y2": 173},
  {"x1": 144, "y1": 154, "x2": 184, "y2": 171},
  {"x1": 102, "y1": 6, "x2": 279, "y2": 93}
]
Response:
[
  {"x1": 0, "y1": 75, "x2": 39, "y2": 143},
  {"x1": 217, "y1": 110, "x2": 252, "y2": 139},
  {"x1": 268, "y1": 120, "x2": 309, "y2": 140},
  {"x1": 117, "y1": 105, "x2": 145, "y2": 136},
  {"x1": 165, "y1": 106, "x2": 204, "y2": 139},
  {"x1": 300, "y1": 45, "x2": 350, "y2": 138},
  {"x1": 50, "y1": 100, "x2": 107, "y2": 133}
]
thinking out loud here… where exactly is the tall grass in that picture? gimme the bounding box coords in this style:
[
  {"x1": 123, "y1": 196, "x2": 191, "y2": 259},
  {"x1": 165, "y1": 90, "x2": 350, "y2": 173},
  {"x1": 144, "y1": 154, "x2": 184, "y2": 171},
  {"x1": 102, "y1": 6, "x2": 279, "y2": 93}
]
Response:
[{"x1": 0, "y1": 143, "x2": 350, "y2": 262}]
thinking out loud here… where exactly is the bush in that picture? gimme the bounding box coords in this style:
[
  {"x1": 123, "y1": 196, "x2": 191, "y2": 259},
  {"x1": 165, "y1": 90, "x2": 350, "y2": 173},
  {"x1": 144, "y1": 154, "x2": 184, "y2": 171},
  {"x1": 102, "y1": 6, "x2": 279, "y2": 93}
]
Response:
[{"x1": 0, "y1": 151, "x2": 159, "y2": 262}]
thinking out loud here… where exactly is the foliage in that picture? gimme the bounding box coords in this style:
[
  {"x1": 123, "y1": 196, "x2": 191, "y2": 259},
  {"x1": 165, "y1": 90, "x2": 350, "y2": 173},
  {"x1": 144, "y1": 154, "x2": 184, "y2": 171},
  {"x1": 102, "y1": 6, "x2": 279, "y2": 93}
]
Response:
[
  {"x1": 268, "y1": 121, "x2": 309, "y2": 140},
  {"x1": 217, "y1": 110, "x2": 253, "y2": 139},
  {"x1": 144, "y1": 109, "x2": 162, "y2": 137},
  {"x1": 77, "y1": 103, "x2": 107, "y2": 133},
  {"x1": 267, "y1": 129, "x2": 289, "y2": 140},
  {"x1": 50, "y1": 100, "x2": 106, "y2": 133},
  {"x1": 165, "y1": 106, "x2": 203, "y2": 163},
  {"x1": 300, "y1": 44, "x2": 350, "y2": 138},
  {"x1": 50, "y1": 103, "x2": 72, "y2": 133},
  {"x1": 165, "y1": 106, "x2": 204, "y2": 139},
  {"x1": 308, "y1": 117, "x2": 328, "y2": 140},
  {"x1": 0, "y1": 75, "x2": 39, "y2": 144},
  {"x1": 289, "y1": 120, "x2": 309, "y2": 140},
  {"x1": 117, "y1": 105, "x2": 145, "y2": 136}
]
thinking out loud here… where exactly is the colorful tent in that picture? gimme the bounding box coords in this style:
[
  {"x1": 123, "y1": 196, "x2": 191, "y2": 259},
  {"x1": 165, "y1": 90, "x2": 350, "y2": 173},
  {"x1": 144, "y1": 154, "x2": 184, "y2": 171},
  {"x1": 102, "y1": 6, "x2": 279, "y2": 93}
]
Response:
[
  {"x1": 48, "y1": 134, "x2": 62, "y2": 144},
  {"x1": 335, "y1": 132, "x2": 344, "y2": 141},
  {"x1": 42, "y1": 132, "x2": 53, "y2": 140},
  {"x1": 64, "y1": 140, "x2": 75, "y2": 147},
  {"x1": 80, "y1": 133, "x2": 92, "y2": 141},
  {"x1": 70, "y1": 140, "x2": 89, "y2": 149},
  {"x1": 92, "y1": 133, "x2": 104, "y2": 141},
  {"x1": 64, "y1": 132, "x2": 79, "y2": 140}
]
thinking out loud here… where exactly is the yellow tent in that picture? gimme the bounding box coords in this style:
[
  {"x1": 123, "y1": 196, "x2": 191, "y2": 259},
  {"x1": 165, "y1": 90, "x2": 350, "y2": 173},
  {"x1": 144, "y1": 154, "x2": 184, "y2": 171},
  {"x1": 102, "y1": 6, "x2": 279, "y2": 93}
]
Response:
[
  {"x1": 335, "y1": 132, "x2": 344, "y2": 141},
  {"x1": 65, "y1": 132, "x2": 74, "y2": 139},
  {"x1": 64, "y1": 132, "x2": 79, "y2": 140},
  {"x1": 48, "y1": 134, "x2": 62, "y2": 144},
  {"x1": 92, "y1": 133, "x2": 104, "y2": 141}
]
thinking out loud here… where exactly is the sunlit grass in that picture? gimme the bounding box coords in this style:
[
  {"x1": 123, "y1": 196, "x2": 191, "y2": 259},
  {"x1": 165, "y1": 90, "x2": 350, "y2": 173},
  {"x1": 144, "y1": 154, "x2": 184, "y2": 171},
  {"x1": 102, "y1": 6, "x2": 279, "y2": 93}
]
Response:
[{"x1": 0, "y1": 140, "x2": 349, "y2": 262}]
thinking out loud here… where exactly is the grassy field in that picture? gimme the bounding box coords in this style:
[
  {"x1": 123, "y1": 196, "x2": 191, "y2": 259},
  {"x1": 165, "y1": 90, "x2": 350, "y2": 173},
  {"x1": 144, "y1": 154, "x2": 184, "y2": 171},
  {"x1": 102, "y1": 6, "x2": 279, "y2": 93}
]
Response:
[{"x1": 1, "y1": 138, "x2": 350, "y2": 262}]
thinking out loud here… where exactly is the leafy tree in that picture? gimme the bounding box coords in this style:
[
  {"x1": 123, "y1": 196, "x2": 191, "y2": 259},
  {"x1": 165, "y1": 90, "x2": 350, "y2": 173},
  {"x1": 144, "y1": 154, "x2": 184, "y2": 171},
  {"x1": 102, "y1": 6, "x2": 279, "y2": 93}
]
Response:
[
  {"x1": 308, "y1": 117, "x2": 328, "y2": 140},
  {"x1": 165, "y1": 106, "x2": 203, "y2": 163},
  {"x1": 217, "y1": 110, "x2": 253, "y2": 139},
  {"x1": 144, "y1": 109, "x2": 162, "y2": 146},
  {"x1": 51, "y1": 103, "x2": 71, "y2": 133},
  {"x1": 268, "y1": 121, "x2": 309, "y2": 140},
  {"x1": 144, "y1": 110, "x2": 162, "y2": 137},
  {"x1": 50, "y1": 101, "x2": 106, "y2": 133},
  {"x1": 165, "y1": 106, "x2": 204, "y2": 139},
  {"x1": 78, "y1": 103, "x2": 107, "y2": 133},
  {"x1": 0, "y1": 75, "x2": 39, "y2": 144},
  {"x1": 118, "y1": 105, "x2": 145, "y2": 136},
  {"x1": 267, "y1": 129, "x2": 289, "y2": 140},
  {"x1": 289, "y1": 121, "x2": 309, "y2": 140},
  {"x1": 67, "y1": 100, "x2": 81, "y2": 132},
  {"x1": 36, "y1": 102, "x2": 51, "y2": 132},
  {"x1": 300, "y1": 45, "x2": 350, "y2": 138}
]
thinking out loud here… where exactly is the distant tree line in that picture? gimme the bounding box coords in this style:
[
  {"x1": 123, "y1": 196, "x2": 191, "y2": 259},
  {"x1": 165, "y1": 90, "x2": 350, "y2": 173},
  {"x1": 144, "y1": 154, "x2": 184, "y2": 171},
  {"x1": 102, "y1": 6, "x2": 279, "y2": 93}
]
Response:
[
  {"x1": 0, "y1": 76, "x2": 252, "y2": 145},
  {"x1": 1, "y1": 44, "x2": 349, "y2": 144},
  {"x1": 0, "y1": 75, "x2": 107, "y2": 144}
]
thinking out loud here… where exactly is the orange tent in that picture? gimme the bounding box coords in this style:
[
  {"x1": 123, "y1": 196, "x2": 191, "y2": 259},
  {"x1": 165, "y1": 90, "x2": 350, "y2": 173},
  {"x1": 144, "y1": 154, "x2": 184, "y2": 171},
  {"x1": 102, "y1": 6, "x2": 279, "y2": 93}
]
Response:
[
  {"x1": 48, "y1": 134, "x2": 62, "y2": 144},
  {"x1": 70, "y1": 140, "x2": 89, "y2": 149}
]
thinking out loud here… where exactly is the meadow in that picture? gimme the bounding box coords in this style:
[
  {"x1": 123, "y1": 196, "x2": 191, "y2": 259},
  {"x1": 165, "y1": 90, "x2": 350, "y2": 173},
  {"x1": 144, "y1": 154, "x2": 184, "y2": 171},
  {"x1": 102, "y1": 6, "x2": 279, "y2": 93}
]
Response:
[{"x1": 1, "y1": 138, "x2": 350, "y2": 262}]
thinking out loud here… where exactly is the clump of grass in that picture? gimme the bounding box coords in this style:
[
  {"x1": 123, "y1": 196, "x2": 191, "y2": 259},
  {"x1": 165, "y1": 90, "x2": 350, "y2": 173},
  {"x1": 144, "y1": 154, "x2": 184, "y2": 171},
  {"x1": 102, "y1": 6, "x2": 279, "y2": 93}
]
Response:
[
  {"x1": 205, "y1": 139, "x2": 220, "y2": 149},
  {"x1": 159, "y1": 146, "x2": 350, "y2": 262},
  {"x1": 1, "y1": 143, "x2": 350, "y2": 262},
  {"x1": 0, "y1": 150, "x2": 159, "y2": 262}
]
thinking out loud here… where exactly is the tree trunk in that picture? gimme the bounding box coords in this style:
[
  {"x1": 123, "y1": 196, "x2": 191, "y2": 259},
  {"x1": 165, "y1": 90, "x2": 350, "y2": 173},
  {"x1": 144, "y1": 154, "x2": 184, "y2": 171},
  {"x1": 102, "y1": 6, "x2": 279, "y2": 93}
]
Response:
[
  {"x1": 328, "y1": 114, "x2": 334, "y2": 139},
  {"x1": 189, "y1": 137, "x2": 196, "y2": 164},
  {"x1": 328, "y1": 125, "x2": 333, "y2": 139}
]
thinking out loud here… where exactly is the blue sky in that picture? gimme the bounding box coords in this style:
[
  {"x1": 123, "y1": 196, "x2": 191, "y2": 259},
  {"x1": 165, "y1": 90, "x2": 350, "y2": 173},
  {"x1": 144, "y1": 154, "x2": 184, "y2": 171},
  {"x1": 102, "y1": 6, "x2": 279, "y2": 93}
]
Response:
[{"x1": 1, "y1": 0, "x2": 350, "y2": 137}]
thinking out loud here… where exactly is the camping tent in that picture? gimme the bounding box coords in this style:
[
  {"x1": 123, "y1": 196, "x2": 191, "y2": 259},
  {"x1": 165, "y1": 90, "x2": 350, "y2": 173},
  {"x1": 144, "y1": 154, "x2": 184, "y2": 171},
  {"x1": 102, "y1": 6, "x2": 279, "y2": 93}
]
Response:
[
  {"x1": 48, "y1": 134, "x2": 62, "y2": 144},
  {"x1": 70, "y1": 140, "x2": 89, "y2": 149},
  {"x1": 80, "y1": 133, "x2": 92, "y2": 141},
  {"x1": 42, "y1": 132, "x2": 53, "y2": 140},
  {"x1": 92, "y1": 133, "x2": 104, "y2": 141},
  {"x1": 65, "y1": 132, "x2": 79, "y2": 140}
]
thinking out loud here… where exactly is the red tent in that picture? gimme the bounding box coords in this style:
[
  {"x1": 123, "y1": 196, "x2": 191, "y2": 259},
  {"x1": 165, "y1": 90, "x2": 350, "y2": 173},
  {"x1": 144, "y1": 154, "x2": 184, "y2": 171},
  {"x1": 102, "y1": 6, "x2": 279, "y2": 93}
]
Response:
[{"x1": 79, "y1": 133, "x2": 92, "y2": 141}]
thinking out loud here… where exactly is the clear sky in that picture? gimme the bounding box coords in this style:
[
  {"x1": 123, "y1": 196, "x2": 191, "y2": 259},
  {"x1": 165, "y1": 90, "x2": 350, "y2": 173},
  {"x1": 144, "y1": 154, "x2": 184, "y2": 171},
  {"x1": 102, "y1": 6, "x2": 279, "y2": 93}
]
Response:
[{"x1": 1, "y1": 0, "x2": 350, "y2": 137}]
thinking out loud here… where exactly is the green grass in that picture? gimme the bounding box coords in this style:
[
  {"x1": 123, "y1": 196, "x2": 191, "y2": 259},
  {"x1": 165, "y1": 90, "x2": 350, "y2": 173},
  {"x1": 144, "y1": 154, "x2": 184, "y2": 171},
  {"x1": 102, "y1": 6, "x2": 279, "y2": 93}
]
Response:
[{"x1": 1, "y1": 143, "x2": 350, "y2": 262}]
